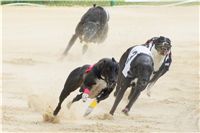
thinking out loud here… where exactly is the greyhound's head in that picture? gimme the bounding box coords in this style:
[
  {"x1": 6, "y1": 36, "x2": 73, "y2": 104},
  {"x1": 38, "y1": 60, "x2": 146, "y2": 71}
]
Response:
[
  {"x1": 153, "y1": 36, "x2": 171, "y2": 56},
  {"x1": 96, "y1": 58, "x2": 119, "y2": 88},
  {"x1": 134, "y1": 54, "x2": 154, "y2": 89},
  {"x1": 145, "y1": 36, "x2": 171, "y2": 56}
]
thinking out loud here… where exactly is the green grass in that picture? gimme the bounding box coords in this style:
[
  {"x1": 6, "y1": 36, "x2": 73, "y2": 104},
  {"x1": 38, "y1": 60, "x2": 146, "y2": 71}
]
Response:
[
  {"x1": 180, "y1": 2, "x2": 200, "y2": 6},
  {"x1": 1, "y1": 0, "x2": 199, "y2": 6}
]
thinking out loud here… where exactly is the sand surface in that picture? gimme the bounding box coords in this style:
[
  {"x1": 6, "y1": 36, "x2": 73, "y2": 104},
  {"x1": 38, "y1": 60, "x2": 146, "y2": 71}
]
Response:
[{"x1": 1, "y1": 5, "x2": 199, "y2": 132}]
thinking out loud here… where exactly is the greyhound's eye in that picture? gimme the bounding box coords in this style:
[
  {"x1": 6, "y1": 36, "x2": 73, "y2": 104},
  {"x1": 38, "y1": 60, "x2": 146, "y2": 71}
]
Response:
[{"x1": 156, "y1": 43, "x2": 171, "y2": 51}]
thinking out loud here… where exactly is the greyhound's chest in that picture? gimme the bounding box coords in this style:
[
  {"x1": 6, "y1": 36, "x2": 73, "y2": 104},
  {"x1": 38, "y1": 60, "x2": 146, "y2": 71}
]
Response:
[
  {"x1": 89, "y1": 79, "x2": 107, "y2": 98},
  {"x1": 152, "y1": 49, "x2": 165, "y2": 72}
]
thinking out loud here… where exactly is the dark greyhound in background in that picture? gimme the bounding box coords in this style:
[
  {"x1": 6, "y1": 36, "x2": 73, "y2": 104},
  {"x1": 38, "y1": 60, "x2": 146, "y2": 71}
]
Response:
[
  {"x1": 110, "y1": 36, "x2": 172, "y2": 116},
  {"x1": 63, "y1": 4, "x2": 109, "y2": 55},
  {"x1": 53, "y1": 58, "x2": 118, "y2": 117}
]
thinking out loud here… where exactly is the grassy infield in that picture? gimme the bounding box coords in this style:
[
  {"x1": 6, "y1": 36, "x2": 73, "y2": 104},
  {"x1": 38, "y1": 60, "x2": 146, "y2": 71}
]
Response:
[{"x1": 1, "y1": 0, "x2": 199, "y2": 6}]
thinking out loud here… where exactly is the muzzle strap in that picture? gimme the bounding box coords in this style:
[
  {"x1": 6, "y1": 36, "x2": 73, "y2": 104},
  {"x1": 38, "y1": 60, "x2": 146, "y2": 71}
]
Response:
[{"x1": 83, "y1": 88, "x2": 90, "y2": 94}]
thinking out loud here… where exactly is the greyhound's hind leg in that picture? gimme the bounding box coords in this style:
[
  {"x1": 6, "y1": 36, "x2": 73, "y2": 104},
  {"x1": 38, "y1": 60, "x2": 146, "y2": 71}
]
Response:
[
  {"x1": 53, "y1": 68, "x2": 83, "y2": 116},
  {"x1": 67, "y1": 93, "x2": 82, "y2": 109},
  {"x1": 63, "y1": 34, "x2": 78, "y2": 56},
  {"x1": 53, "y1": 90, "x2": 71, "y2": 116}
]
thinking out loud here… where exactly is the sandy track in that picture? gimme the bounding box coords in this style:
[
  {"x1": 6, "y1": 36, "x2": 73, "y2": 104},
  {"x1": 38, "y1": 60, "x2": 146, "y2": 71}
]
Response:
[{"x1": 1, "y1": 5, "x2": 199, "y2": 132}]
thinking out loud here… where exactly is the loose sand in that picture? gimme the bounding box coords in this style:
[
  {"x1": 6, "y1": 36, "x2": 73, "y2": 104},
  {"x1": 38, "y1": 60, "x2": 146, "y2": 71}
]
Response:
[{"x1": 1, "y1": 5, "x2": 199, "y2": 132}]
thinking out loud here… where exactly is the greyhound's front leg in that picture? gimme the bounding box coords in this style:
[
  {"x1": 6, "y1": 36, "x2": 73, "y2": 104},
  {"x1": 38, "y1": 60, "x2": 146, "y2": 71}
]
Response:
[
  {"x1": 96, "y1": 87, "x2": 114, "y2": 103},
  {"x1": 84, "y1": 88, "x2": 114, "y2": 117},
  {"x1": 122, "y1": 88, "x2": 141, "y2": 116},
  {"x1": 114, "y1": 73, "x2": 122, "y2": 97},
  {"x1": 146, "y1": 81, "x2": 156, "y2": 97},
  {"x1": 109, "y1": 87, "x2": 127, "y2": 115},
  {"x1": 109, "y1": 79, "x2": 130, "y2": 115},
  {"x1": 67, "y1": 93, "x2": 82, "y2": 109}
]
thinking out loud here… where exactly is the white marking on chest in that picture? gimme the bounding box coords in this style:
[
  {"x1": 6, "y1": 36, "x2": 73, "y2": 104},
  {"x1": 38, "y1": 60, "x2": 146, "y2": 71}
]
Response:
[
  {"x1": 89, "y1": 79, "x2": 107, "y2": 98},
  {"x1": 151, "y1": 47, "x2": 165, "y2": 72}
]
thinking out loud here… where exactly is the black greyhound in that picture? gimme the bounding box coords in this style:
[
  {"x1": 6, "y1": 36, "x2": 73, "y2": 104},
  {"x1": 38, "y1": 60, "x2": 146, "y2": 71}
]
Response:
[
  {"x1": 53, "y1": 58, "x2": 118, "y2": 116},
  {"x1": 110, "y1": 36, "x2": 172, "y2": 116},
  {"x1": 110, "y1": 45, "x2": 154, "y2": 116},
  {"x1": 63, "y1": 4, "x2": 109, "y2": 55}
]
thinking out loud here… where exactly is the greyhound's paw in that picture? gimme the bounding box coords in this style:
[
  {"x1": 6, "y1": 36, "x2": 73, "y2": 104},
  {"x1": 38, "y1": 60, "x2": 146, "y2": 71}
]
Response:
[
  {"x1": 67, "y1": 101, "x2": 72, "y2": 109},
  {"x1": 43, "y1": 112, "x2": 59, "y2": 123},
  {"x1": 84, "y1": 107, "x2": 93, "y2": 117},
  {"x1": 122, "y1": 108, "x2": 129, "y2": 116},
  {"x1": 82, "y1": 93, "x2": 89, "y2": 102}
]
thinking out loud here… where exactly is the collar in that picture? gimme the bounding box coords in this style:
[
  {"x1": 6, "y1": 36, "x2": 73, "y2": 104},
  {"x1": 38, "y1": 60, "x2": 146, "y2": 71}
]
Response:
[{"x1": 85, "y1": 65, "x2": 94, "y2": 73}]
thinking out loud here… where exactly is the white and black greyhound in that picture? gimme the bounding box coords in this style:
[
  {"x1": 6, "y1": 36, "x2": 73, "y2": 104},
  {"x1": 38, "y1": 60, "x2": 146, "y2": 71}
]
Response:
[
  {"x1": 110, "y1": 36, "x2": 172, "y2": 116},
  {"x1": 63, "y1": 4, "x2": 109, "y2": 55}
]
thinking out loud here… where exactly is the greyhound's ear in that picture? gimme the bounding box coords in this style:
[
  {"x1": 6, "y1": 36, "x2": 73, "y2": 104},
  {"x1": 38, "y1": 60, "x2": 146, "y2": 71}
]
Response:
[
  {"x1": 166, "y1": 38, "x2": 171, "y2": 45},
  {"x1": 112, "y1": 57, "x2": 116, "y2": 63}
]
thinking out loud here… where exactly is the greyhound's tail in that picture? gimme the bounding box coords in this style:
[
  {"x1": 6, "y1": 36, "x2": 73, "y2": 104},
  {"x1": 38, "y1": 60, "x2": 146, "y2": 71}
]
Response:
[{"x1": 63, "y1": 34, "x2": 78, "y2": 56}]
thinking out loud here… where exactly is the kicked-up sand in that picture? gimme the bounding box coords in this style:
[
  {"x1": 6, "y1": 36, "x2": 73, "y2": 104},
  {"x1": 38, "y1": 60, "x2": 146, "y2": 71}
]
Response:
[{"x1": 1, "y1": 5, "x2": 199, "y2": 132}]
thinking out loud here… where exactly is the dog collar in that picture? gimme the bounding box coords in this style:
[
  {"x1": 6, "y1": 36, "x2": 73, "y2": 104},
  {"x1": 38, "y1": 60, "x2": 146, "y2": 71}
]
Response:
[
  {"x1": 85, "y1": 65, "x2": 104, "y2": 80},
  {"x1": 85, "y1": 65, "x2": 94, "y2": 73},
  {"x1": 83, "y1": 88, "x2": 90, "y2": 94}
]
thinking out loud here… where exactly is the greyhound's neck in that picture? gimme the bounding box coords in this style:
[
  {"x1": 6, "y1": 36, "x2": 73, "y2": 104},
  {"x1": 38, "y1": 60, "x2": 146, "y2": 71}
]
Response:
[{"x1": 93, "y1": 66, "x2": 103, "y2": 80}]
